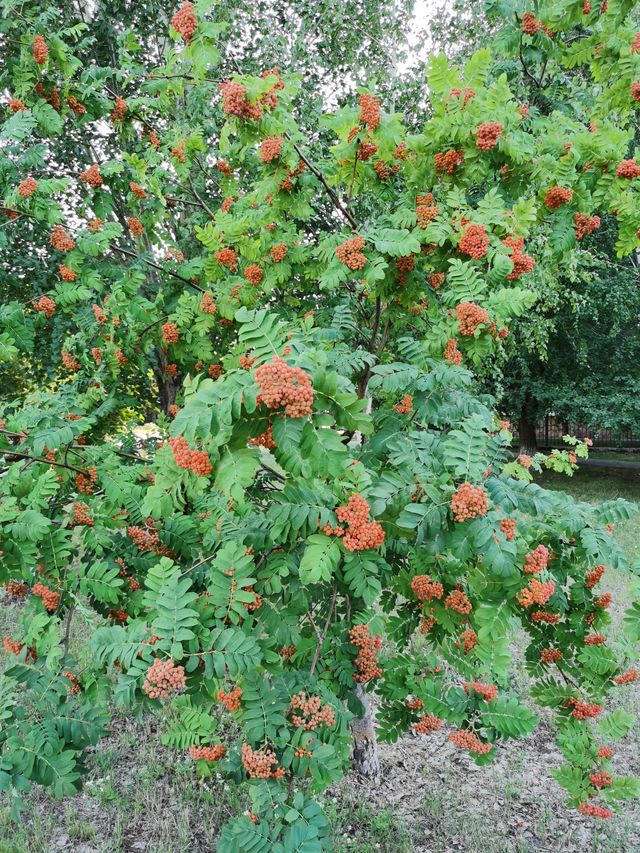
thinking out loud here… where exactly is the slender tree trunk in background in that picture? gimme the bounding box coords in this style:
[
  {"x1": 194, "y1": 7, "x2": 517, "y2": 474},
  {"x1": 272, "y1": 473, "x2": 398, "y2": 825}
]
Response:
[
  {"x1": 518, "y1": 391, "x2": 538, "y2": 453},
  {"x1": 351, "y1": 683, "x2": 380, "y2": 781}
]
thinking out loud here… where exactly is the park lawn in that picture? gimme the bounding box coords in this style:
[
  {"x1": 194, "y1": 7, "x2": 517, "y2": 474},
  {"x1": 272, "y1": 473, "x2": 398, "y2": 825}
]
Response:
[{"x1": 0, "y1": 467, "x2": 638, "y2": 853}]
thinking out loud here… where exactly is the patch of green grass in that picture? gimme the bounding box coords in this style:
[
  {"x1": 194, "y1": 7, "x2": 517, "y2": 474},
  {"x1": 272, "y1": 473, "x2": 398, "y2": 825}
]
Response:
[{"x1": 325, "y1": 798, "x2": 413, "y2": 852}]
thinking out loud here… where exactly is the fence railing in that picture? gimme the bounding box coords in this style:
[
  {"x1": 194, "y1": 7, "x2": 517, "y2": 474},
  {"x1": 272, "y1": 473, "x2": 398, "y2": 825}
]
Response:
[{"x1": 514, "y1": 416, "x2": 640, "y2": 449}]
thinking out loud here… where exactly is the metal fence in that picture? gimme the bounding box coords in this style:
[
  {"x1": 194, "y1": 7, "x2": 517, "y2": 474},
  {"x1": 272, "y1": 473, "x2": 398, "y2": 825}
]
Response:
[{"x1": 517, "y1": 416, "x2": 640, "y2": 449}]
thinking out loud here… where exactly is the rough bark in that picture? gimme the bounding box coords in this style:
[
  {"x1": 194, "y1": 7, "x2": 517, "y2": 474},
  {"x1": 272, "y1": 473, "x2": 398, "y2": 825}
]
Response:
[
  {"x1": 518, "y1": 392, "x2": 538, "y2": 453},
  {"x1": 350, "y1": 683, "x2": 380, "y2": 781}
]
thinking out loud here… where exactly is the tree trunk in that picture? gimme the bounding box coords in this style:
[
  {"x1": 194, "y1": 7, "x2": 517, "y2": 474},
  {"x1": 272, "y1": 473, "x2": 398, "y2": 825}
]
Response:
[
  {"x1": 518, "y1": 392, "x2": 538, "y2": 453},
  {"x1": 350, "y1": 684, "x2": 380, "y2": 781}
]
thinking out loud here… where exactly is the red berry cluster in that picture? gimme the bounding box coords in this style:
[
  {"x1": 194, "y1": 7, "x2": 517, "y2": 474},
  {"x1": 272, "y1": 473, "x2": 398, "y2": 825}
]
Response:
[
  {"x1": 613, "y1": 668, "x2": 638, "y2": 685},
  {"x1": 59, "y1": 265, "x2": 77, "y2": 282},
  {"x1": 244, "y1": 264, "x2": 264, "y2": 286},
  {"x1": 444, "y1": 338, "x2": 462, "y2": 364},
  {"x1": 50, "y1": 226, "x2": 75, "y2": 251},
  {"x1": 594, "y1": 593, "x2": 612, "y2": 609},
  {"x1": 217, "y1": 159, "x2": 232, "y2": 174},
  {"x1": 359, "y1": 94, "x2": 380, "y2": 130},
  {"x1": 428, "y1": 272, "x2": 445, "y2": 289},
  {"x1": 434, "y1": 149, "x2": 464, "y2": 174},
  {"x1": 631, "y1": 81, "x2": 640, "y2": 102},
  {"x1": 73, "y1": 501, "x2": 94, "y2": 526},
  {"x1": 465, "y1": 681, "x2": 498, "y2": 701},
  {"x1": 32, "y1": 582, "x2": 60, "y2": 612},
  {"x1": 456, "y1": 301, "x2": 489, "y2": 336},
  {"x1": 248, "y1": 425, "x2": 276, "y2": 449},
  {"x1": 189, "y1": 744, "x2": 226, "y2": 761},
  {"x1": 568, "y1": 698, "x2": 602, "y2": 719},
  {"x1": 502, "y1": 236, "x2": 535, "y2": 279},
  {"x1": 127, "y1": 217, "x2": 144, "y2": 236},
  {"x1": 129, "y1": 182, "x2": 147, "y2": 199},
  {"x1": 289, "y1": 691, "x2": 336, "y2": 730},
  {"x1": 270, "y1": 243, "x2": 287, "y2": 262},
  {"x1": 336, "y1": 236, "x2": 367, "y2": 270},
  {"x1": 574, "y1": 213, "x2": 601, "y2": 239},
  {"x1": 200, "y1": 292, "x2": 217, "y2": 314},
  {"x1": 255, "y1": 356, "x2": 313, "y2": 418},
  {"x1": 3, "y1": 636, "x2": 23, "y2": 655},
  {"x1": 329, "y1": 493, "x2": 385, "y2": 551},
  {"x1": 349, "y1": 624, "x2": 382, "y2": 683},
  {"x1": 393, "y1": 394, "x2": 413, "y2": 414},
  {"x1": 458, "y1": 224, "x2": 489, "y2": 259},
  {"x1": 517, "y1": 578, "x2": 555, "y2": 607},
  {"x1": 451, "y1": 483, "x2": 489, "y2": 522},
  {"x1": 448, "y1": 87, "x2": 476, "y2": 107},
  {"x1": 597, "y1": 746, "x2": 613, "y2": 759},
  {"x1": 448, "y1": 729, "x2": 491, "y2": 754},
  {"x1": 171, "y1": 2, "x2": 198, "y2": 42},
  {"x1": 589, "y1": 771, "x2": 612, "y2": 788},
  {"x1": 406, "y1": 698, "x2": 424, "y2": 710},
  {"x1": 280, "y1": 645, "x2": 296, "y2": 660},
  {"x1": 616, "y1": 159, "x2": 640, "y2": 179},
  {"x1": 241, "y1": 743, "x2": 284, "y2": 778},
  {"x1": 162, "y1": 322, "x2": 180, "y2": 344},
  {"x1": 356, "y1": 141, "x2": 377, "y2": 161},
  {"x1": 578, "y1": 802, "x2": 613, "y2": 819},
  {"x1": 111, "y1": 97, "x2": 128, "y2": 122},
  {"x1": 260, "y1": 137, "x2": 283, "y2": 163},
  {"x1": 475, "y1": 122, "x2": 503, "y2": 150},
  {"x1": 460, "y1": 627, "x2": 478, "y2": 653},
  {"x1": 80, "y1": 164, "x2": 103, "y2": 188},
  {"x1": 532, "y1": 610, "x2": 560, "y2": 624},
  {"x1": 499, "y1": 518, "x2": 516, "y2": 540},
  {"x1": 415, "y1": 193, "x2": 440, "y2": 229},
  {"x1": 35, "y1": 296, "x2": 56, "y2": 318},
  {"x1": 544, "y1": 186, "x2": 573, "y2": 209},
  {"x1": 523, "y1": 545, "x2": 549, "y2": 575},
  {"x1": 18, "y1": 177, "x2": 38, "y2": 198},
  {"x1": 143, "y1": 658, "x2": 186, "y2": 698},
  {"x1": 218, "y1": 686, "x2": 243, "y2": 711},
  {"x1": 445, "y1": 589, "x2": 472, "y2": 614},
  {"x1": 9, "y1": 98, "x2": 26, "y2": 113},
  {"x1": 76, "y1": 467, "x2": 98, "y2": 494},
  {"x1": 4, "y1": 579, "x2": 29, "y2": 598},
  {"x1": 585, "y1": 634, "x2": 606, "y2": 645},
  {"x1": 411, "y1": 574, "x2": 444, "y2": 602},
  {"x1": 541, "y1": 648, "x2": 563, "y2": 664},
  {"x1": 220, "y1": 81, "x2": 263, "y2": 121},
  {"x1": 214, "y1": 247, "x2": 238, "y2": 271},
  {"x1": 413, "y1": 713, "x2": 442, "y2": 734},
  {"x1": 33, "y1": 35, "x2": 48, "y2": 65},
  {"x1": 168, "y1": 436, "x2": 213, "y2": 476}
]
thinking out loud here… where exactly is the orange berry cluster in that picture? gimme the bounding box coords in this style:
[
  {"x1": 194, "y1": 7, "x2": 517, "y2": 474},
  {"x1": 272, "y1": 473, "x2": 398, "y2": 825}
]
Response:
[
  {"x1": 475, "y1": 122, "x2": 503, "y2": 150},
  {"x1": 393, "y1": 395, "x2": 413, "y2": 414},
  {"x1": 598, "y1": 746, "x2": 613, "y2": 759},
  {"x1": 517, "y1": 578, "x2": 555, "y2": 607},
  {"x1": 531, "y1": 610, "x2": 560, "y2": 624},
  {"x1": 578, "y1": 802, "x2": 613, "y2": 819},
  {"x1": 218, "y1": 686, "x2": 242, "y2": 712},
  {"x1": 72, "y1": 501, "x2": 94, "y2": 526},
  {"x1": 111, "y1": 96, "x2": 128, "y2": 122},
  {"x1": 33, "y1": 35, "x2": 48, "y2": 64},
  {"x1": 189, "y1": 744, "x2": 226, "y2": 761},
  {"x1": 445, "y1": 589, "x2": 472, "y2": 614},
  {"x1": 416, "y1": 193, "x2": 440, "y2": 228},
  {"x1": 349, "y1": 624, "x2": 382, "y2": 683},
  {"x1": 63, "y1": 671, "x2": 81, "y2": 693},
  {"x1": 613, "y1": 668, "x2": 638, "y2": 685},
  {"x1": 413, "y1": 713, "x2": 442, "y2": 734},
  {"x1": 241, "y1": 743, "x2": 285, "y2": 779},
  {"x1": 523, "y1": 545, "x2": 549, "y2": 575},
  {"x1": 448, "y1": 87, "x2": 476, "y2": 107},
  {"x1": 127, "y1": 217, "x2": 143, "y2": 236},
  {"x1": 359, "y1": 94, "x2": 380, "y2": 130},
  {"x1": 448, "y1": 729, "x2": 491, "y2": 754},
  {"x1": 411, "y1": 574, "x2": 444, "y2": 602},
  {"x1": 330, "y1": 493, "x2": 385, "y2": 551},
  {"x1": 217, "y1": 159, "x2": 232, "y2": 174},
  {"x1": 406, "y1": 697, "x2": 424, "y2": 710},
  {"x1": 503, "y1": 236, "x2": 535, "y2": 280},
  {"x1": 80, "y1": 164, "x2": 103, "y2": 188},
  {"x1": 594, "y1": 593, "x2": 612, "y2": 609},
  {"x1": 244, "y1": 264, "x2": 264, "y2": 286},
  {"x1": 336, "y1": 236, "x2": 367, "y2": 270},
  {"x1": 585, "y1": 634, "x2": 606, "y2": 645},
  {"x1": 35, "y1": 296, "x2": 56, "y2": 318},
  {"x1": 67, "y1": 95, "x2": 85, "y2": 115},
  {"x1": 220, "y1": 81, "x2": 263, "y2": 121},
  {"x1": 162, "y1": 322, "x2": 180, "y2": 344},
  {"x1": 239, "y1": 354, "x2": 255, "y2": 370},
  {"x1": 248, "y1": 424, "x2": 276, "y2": 449},
  {"x1": 458, "y1": 224, "x2": 489, "y2": 259},
  {"x1": 61, "y1": 350, "x2": 80, "y2": 371},
  {"x1": 142, "y1": 658, "x2": 186, "y2": 698},
  {"x1": 451, "y1": 483, "x2": 489, "y2": 522},
  {"x1": 171, "y1": 2, "x2": 198, "y2": 42},
  {"x1": 32, "y1": 582, "x2": 60, "y2": 612},
  {"x1": 168, "y1": 436, "x2": 213, "y2": 476},
  {"x1": 76, "y1": 467, "x2": 97, "y2": 494},
  {"x1": 541, "y1": 648, "x2": 563, "y2": 664},
  {"x1": 428, "y1": 272, "x2": 445, "y2": 288},
  {"x1": 289, "y1": 691, "x2": 336, "y2": 730},
  {"x1": 434, "y1": 149, "x2": 464, "y2": 174},
  {"x1": 499, "y1": 518, "x2": 516, "y2": 540},
  {"x1": 200, "y1": 292, "x2": 217, "y2": 314},
  {"x1": 280, "y1": 644, "x2": 296, "y2": 660},
  {"x1": 357, "y1": 141, "x2": 378, "y2": 161},
  {"x1": 260, "y1": 137, "x2": 283, "y2": 163},
  {"x1": 92, "y1": 304, "x2": 107, "y2": 324},
  {"x1": 3, "y1": 636, "x2": 23, "y2": 655},
  {"x1": 214, "y1": 247, "x2": 238, "y2": 271},
  {"x1": 129, "y1": 182, "x2": 147, "y2": 198},
  {"x1": 91, "y1": 347, "x2": 102, "y2": 365},
  {"x1": 255, "y1": 356, "x2": 313, "y2": 418},
  {"x1": 9, "y1": 98, "x2": 26, "y2": 112},
  {"x1": 574, "y1": 213, "x2": 601, "y2": 239},
  {"x1": 616, "y1": 159, "x2": 640, "y2": 178},
  {"x1": 444, "y1": 338, "x2": 462, "y2": 365},
  {"x1": 569, "y1": 699, "x2": 603, "y2": 719},
  {"x1": 171, "y1": 139, "x2": 186, "y2": 162},
  {"x1": 456, "y1": 301, "x2": 489, "y2": 335},
  {"x1": 544, "y1": 186, "x2": 573, "y2": 208},
  {"x1": 465, "y1": 681, "x2": 498, "y2": 701},
  {"x1": 59, "y1": 265, "x2": 77, "y2": 282},
  {"x1": 18, "y1": 177, "x2": 38, "y2": 198},
  {"x1": 4, "y1": 579, "x2": 29, "y2": 598},
  {"x1": 50, "y1": 226, "x2": 75, "y2": 251},
  {"x1": 589, "y1": 771, "x2": 612, "y2": 789},
  {"x1": 270, "y1": 243, "x2": 287, "y2": 262},
  {"x1": 460, "y1": 627, "x2": 478, "y2": 653},
  {"x1": 127, "y1": 519, "x2": 168, "y2": 555},
  {"x1": 631, "y1": 81, "x2": 640, "y2": 101}
]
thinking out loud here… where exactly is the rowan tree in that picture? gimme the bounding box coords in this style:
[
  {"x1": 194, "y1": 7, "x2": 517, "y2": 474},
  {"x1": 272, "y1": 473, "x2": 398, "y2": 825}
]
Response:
[{"x1": 1, "y1": 1, "x2": 640, "y2": 848}]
